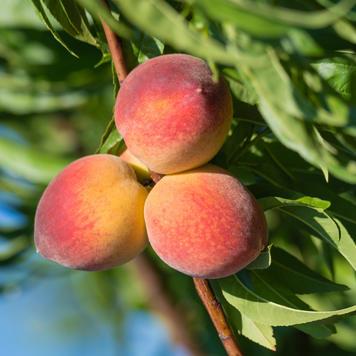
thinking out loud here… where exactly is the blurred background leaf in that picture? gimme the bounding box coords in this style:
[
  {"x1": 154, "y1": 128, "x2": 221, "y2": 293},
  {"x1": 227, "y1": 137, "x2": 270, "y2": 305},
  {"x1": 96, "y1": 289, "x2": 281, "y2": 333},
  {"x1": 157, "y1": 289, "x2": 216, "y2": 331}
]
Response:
[{"x1": 2, "y1": 0, "x2": 356, "y2": 355}]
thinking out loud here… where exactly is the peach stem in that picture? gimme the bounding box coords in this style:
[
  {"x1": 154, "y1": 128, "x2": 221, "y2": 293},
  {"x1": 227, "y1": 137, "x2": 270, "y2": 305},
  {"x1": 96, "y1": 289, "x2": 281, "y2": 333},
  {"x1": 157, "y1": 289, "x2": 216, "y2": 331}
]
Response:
[
  {"x1": 98, "y1": 2, "x2": 245, "y2": 355},
  {"x1": 194, "y1": 278, "x2": 246, "y2": 356}
]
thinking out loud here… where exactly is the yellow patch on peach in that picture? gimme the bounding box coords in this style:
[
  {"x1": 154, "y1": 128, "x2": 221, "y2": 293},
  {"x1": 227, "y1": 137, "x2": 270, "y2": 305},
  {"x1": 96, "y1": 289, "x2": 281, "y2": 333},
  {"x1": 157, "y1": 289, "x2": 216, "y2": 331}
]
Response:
[
  {"x1": 34, "y1": 154, "x2": 148, "y2": 271},
  {"x1": 118, "y1": 145, "x2": 151, "y2": 183}
]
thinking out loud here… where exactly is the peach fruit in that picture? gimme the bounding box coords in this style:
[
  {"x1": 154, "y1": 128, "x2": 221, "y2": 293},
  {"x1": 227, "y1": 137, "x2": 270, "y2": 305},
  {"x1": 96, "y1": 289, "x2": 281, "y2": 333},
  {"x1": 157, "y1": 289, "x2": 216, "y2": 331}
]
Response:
[
  {"x1": 34, "y1": 154, "x2": 148, "y2": 271},
  {"x1": 118, "y1": 144, "x2": 151, "y2": 183},
  {"x1": 115, "y1": 54, "x2": 233, "y2": 174},
  {"x1": 144, "y1": 164, "x2": 268, "y2": 279}
]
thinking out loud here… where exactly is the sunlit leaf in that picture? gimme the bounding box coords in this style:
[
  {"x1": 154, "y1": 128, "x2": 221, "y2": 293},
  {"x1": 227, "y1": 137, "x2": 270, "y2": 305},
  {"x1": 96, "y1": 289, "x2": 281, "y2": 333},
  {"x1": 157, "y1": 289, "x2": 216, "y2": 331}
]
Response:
[
  {"x1": 210, "y1": 279, "x2": 277, "y2": 351},
  {"x1": 29, "y1": 0, "x2": 78, "y2": 56},
  {"x1": 281, "y1": 206, "x2": 356, "y2": 271},
  {"x1": 113, "y1": 0, "x2": 267, "y2": 66},
  {"x1": 220, "y1": 273, "x2": 356, "y2": 327},
  {"x1": 195, "y1": 0, "x2": 356, "y2": 31}
]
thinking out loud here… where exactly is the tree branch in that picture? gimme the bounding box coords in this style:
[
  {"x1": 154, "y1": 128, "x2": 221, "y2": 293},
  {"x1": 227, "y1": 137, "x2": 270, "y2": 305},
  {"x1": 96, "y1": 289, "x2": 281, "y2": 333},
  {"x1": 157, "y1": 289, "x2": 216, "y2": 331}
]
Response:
[
  {"x1": 100, "y1": 0, "x2": 128, "y2": 85},
  {"x1": 98, "y1": 3, "x2": 204, "y2": 355},
  {"x1": 194, "y1": 278, "x2": 245, "y2": 356},
  {"x1": 98, "y1": 4, "x2": 244, "y2": 355}
]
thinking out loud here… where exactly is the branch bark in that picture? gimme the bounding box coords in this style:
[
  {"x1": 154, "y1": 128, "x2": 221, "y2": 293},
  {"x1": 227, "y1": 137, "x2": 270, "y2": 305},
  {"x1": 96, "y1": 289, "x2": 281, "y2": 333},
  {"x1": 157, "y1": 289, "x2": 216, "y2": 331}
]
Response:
[
  {"x1": 98, "y1": 2, "x2": 204, "y2": 355},
  {"x1": 98, "y1": 3, "x2": 245, "y2": 355},
  {"x1": 194, "y1": 278, "x2": 245, "y2": 356},
  {"x1": 100, "y1": 0, "x2": 128, "y2": 85}
]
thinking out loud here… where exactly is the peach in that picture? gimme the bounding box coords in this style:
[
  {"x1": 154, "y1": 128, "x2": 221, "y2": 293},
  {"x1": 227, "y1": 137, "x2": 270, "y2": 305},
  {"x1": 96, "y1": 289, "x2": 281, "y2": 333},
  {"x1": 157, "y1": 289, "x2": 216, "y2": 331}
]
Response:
[
  {"x1": 118, "y1": 144, "x2": 151, "y2": 183},
  {"x1": 115, "y1": 54, "x2": 233, "y2": 174},
  {"x1": 144, "y1": 164, "x2": 268, "y2": 279},
  {"x1": 34, "y1": 154, "x2": 148, "y2": 271}
]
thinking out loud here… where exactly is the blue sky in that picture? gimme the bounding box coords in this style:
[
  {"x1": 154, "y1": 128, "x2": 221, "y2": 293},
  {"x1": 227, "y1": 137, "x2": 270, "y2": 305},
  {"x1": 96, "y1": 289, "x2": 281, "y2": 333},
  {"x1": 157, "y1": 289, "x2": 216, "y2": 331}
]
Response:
[{"x1": 0, "y1": 272, "x2": 191, "y2": 356}]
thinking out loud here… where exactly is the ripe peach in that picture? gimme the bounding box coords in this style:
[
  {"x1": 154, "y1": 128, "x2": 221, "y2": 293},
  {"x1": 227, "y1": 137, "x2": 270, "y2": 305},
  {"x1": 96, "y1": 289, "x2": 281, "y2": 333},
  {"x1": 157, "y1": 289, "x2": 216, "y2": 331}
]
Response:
[
  {"x1": 34, "y1": 154, "x2": 148, "y2": 271},
  {"x1": 118, "y1": 144, "x2": 151, "y2": 183},
  {"x1": 144, "y1": 164, "x2": 268, "y2": 279},
  {"x1": 115, "y1": 54, "x2": 233, "y2": 174}
]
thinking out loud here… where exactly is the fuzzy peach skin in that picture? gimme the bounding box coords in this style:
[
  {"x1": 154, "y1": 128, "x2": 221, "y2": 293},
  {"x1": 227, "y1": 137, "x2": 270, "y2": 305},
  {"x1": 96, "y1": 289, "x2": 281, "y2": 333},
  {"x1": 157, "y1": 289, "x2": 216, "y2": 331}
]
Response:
[
  {"x1": 118, "y1": 144, "x2": 151, "y2": 183},
  {"x1": 144, "y1": 164, "x2": 268, "y2": 279},
  {"x1": 34, "y1": 154, "x2": 148, "y2": 271},
  {"x1": 115, "y1": 54, "x2": 233, "y2": 174}
]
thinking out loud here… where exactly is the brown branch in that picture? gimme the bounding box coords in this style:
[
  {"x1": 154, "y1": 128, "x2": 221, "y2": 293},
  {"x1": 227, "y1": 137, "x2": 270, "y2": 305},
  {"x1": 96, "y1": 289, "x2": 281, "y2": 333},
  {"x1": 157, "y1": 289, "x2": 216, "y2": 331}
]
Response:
[
  {"x1": 98, "y1": 3, "x2": 204, "y2": 355},
  {"x1": 99, "y1": 5, "x2": 244, "y2": 355},
  {"x1": 100, "y1": 0, "x2": 128, "y2": 85},
  {"x1": 194, "y1": 278, "x2": 245, "y2": 356}
]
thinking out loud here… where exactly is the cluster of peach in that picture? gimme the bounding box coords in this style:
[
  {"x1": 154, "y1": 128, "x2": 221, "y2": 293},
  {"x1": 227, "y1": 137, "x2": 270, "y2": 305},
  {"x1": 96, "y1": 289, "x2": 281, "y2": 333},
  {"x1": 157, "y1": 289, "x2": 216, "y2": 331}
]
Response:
[{"x1": 34, "y1": 54, "x2": 268, "y2": 279}]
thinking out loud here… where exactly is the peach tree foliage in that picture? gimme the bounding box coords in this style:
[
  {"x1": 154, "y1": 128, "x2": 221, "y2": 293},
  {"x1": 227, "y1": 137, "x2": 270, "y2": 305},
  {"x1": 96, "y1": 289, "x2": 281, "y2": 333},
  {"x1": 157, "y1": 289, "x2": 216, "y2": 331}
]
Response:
[{"x1": 27, "y1": 0, "x2": 356, "y2": 351}]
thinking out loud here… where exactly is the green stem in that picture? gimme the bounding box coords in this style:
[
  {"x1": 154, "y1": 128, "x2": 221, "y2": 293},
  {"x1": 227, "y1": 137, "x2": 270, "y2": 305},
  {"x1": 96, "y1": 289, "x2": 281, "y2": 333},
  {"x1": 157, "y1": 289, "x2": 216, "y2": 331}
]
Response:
[{"x1": 230, "y1": 128, "x2": 271, "y2": 166}]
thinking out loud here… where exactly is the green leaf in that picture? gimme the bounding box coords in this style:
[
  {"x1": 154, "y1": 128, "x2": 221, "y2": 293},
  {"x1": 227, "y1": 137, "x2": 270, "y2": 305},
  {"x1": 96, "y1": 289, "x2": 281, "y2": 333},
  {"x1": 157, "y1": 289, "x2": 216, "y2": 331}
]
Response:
[
  {"x1": 42, "y1": 0, "x2": 80, "y2": 38},
  {"x1": 249, "y1": 269, "x2": 336, "y2": 339},
  {"x1": 333, "y1": 18, "x2": 356, "y2": 45},
  {"x1": 245, "y1": 245, "x2": 271, "y2": 270},
  {"x1": 286, "y1": 28, "x2": 324, "y2": 56},
  {"x1": 223, "y1": 121, "x2": 253, "y2": 160},
  {"x1": 29, "y1": 0, "x2": 78, "y2": 57},
  {"x1": 61, "y1": 0, "x2": 100, "y2": 46},
  {"x1": 262, "y1": 139, "x2": 296, "y2": 180},
  {"x1": 293, "y1": 323, "x2": 336, "y2": 339},
  {"x1": 270, "y1": 247, "x2": 348, "y2": 294},
  {"x1": 237, "y1": 145, "x2": 296, "y2": 188},
  {"x1": 281, "y1": 206, "x2": 339, "y2": 245},
  {"x1": 234, "y1": 103, "x2": 266, "y2": 127},
  {"x1": 75, "y1": 0, "x2": 132, "y2": 39},
  {"x1": 210, "y1": 279, "x2": 276, "y2": 351},
  {"x1": 222, "y1": 68, "x2": 258, "y2": 105},
  {"x1": 312, "y1": 62, "x2": 356, "y2": 102},
  {"x1": 122, "y1": 22, "x2": 165, "y2": 72},
  {"x1": 292, "y1": 180, "x2": 356, "y2": 226},
  {"x1": 196, "y1": 0, "x2": 291, "y2": 38},
  {"x1": 281, "y1": 206, "x2": 356, "y2": 271},
  {"x1": 96, "y1": 117, "x2": 123, "y2": 154},
  {"x1": 46, "y1": 0, "x2": 111, "y2": 62},
  {"x1": 329, "y1": 215, "x2": 356, "y2": 271},
  {"x1": 0, "y1": 138, "x2": 73, "y2": 185},
  {"x1": 195, "y1": 0, "x2": 356, "y2": 32},
  {"x1": 113, "y1": 0, "x2": 266, "y2": 67},
  {"x1": 137, "y1": 35, "x2": 164, "y2": 64},
  {"x1": 258, "y1": 196, "x2": 330, "y2": 212},
  {"x1": 228, "y1": 166, "x2": 257, "y2": 186},
  {"x1": 246, "y1": 51, "x2": 356, "y2": 184},
  {"x1": 336, "y1": 131, "x2": 356, "y2": 155},
  {"x1": 249, "y1": 183, "x2": 305, "y2": 200},
  {"x1": 220, "y1": 273, "x2": 356, "y2": 327},
  {"x1": 112, "y1": 61, "x2": 120, "y2": 99},
  {"x1": 246, "y1": 49, "x2": 351, "y2": 128},
  {"x1": 260, "y1": 139, "x2": 316, "y2": 176}
]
